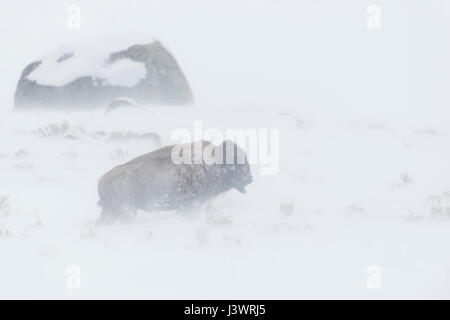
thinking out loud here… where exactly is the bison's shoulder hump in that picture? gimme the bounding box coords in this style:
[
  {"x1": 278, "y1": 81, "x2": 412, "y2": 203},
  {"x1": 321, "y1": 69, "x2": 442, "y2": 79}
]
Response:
[{"x1": 126, "y1": 145, "x2": 175, "y2": 164}]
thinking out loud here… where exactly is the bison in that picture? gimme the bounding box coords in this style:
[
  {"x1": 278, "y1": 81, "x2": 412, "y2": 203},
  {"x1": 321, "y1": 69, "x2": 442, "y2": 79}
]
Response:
[{"x1": 96, "y1": 140, "x2": 252, "y2": 224}]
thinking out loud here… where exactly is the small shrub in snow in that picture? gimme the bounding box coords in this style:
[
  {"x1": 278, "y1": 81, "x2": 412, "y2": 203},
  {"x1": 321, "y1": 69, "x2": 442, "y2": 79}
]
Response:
[
  {"x1": 0, "y1": 225, "x2": 11, "y2": 238},
  {"x1": 403, "y1": 210, "x2": 424, "y2": 222},
  {"x1": 278, "y1": 112, "x2": 310, "y2": 129},
  {"x1": 195, "y1": 228, "x2": 209, "y2": 246},
  {"x1": 280, "y1": 201, "x2": 295, "y2": 216},
  {"x1": 347, "y1": 204, "x2": 366, "y2": 215},
  {"x1": 80, "y1": 222, "x2": 96, "y2": 240},
  {"x1": 0, "y1": 195, "x2": 11, "y2": 238},
  {"x1": 0, "y1": 195, "x2": 11, "y2": 217},
  {"x1": 400, "y1": 172, "x2": 413, "y2": 184},
  {"x1": 61, "y1": 150, "x2": 78, "y2": 159},
  {"x1": 221, "y1": 234, "x2": 244, "y2": 246},
  {"x1": 144, "y1": 230, "x2": 154, "y2": 240},
  {"x1": 428, "y1": 191, "x2": 450, "y2": 218},
  {"x1": 394, "y1": 172, "x2": 413, "y2": 187},
  {"x1": 15, "y1": 149, "x2": 28, "y2": 159},
  {"x1": 109, "y1": 148, "x2": 131, "y2": 162},
  {"x1": 34, "y1": 121, "x2": 71, "y2": 137},
  {"x1": 14, "y1": 162, "x2": 34, "y2": 170},
  {"x1": 205, "y1": 213, "x2": 233, "y2": 226},
  {"x1": 0, "y1": 198, "x2": 43, "y2": 238},
  {"x1": 204, "y1": 202, "x2": 233, "y2": 226}
]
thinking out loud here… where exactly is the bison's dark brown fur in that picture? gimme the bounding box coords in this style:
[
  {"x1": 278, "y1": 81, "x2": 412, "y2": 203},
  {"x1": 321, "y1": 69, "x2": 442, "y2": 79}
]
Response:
[{"x1": 97, "y1": 140, "x2": 252, "y2": 224}]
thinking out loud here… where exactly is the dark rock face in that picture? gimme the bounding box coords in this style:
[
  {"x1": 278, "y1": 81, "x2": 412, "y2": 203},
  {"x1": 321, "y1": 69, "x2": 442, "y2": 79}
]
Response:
[
  {"x1": 14, "y1": 41, "x2": 194, "y2": 110},
  {"x1": 97, "y1": 141, "x2": 253, "y2": 224}
]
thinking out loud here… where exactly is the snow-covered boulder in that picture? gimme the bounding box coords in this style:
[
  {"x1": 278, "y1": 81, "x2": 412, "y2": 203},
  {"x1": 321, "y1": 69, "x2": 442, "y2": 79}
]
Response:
[{"x1": 14, "y1": 35, "x2": 194, "y2": 110}]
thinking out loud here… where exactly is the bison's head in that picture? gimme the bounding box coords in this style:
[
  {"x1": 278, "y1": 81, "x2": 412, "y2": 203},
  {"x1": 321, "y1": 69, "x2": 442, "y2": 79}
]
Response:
[{"x1": 218, "y1": 140, "x2": 253, "y2": 193}]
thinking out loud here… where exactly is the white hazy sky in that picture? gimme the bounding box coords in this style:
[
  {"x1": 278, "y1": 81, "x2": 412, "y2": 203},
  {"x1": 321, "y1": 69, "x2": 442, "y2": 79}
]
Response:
[{"x1": 0, "y1": 0, "x2": 449, "y2": 116}]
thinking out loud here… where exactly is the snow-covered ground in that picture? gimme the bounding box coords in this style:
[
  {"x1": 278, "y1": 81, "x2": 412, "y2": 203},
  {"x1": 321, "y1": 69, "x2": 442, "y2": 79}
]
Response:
[
  {"x1": 1, "y1": 105, "x2": 450, "y2": 299},
  {"x1": 1, "y1": 0, "x2": 450, "y2": 299}
]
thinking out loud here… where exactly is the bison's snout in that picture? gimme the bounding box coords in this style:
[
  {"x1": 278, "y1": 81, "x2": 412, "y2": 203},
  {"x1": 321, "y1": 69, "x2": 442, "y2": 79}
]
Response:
[{"x1": 234, "y1": 176, "x2": 253, "y2": 194}]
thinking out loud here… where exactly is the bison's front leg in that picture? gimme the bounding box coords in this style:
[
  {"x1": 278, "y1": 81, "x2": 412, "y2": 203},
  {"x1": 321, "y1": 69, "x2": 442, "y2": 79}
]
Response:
[
  {"x1": 117, "y1": 204, "x2": 138, "y2": 224},
  {"x1": 95, "y1": 204, "x2": 123, "y2": 226},
  {"x1": 95, "y1": 202, "x2": 137, "y2": 226}
]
